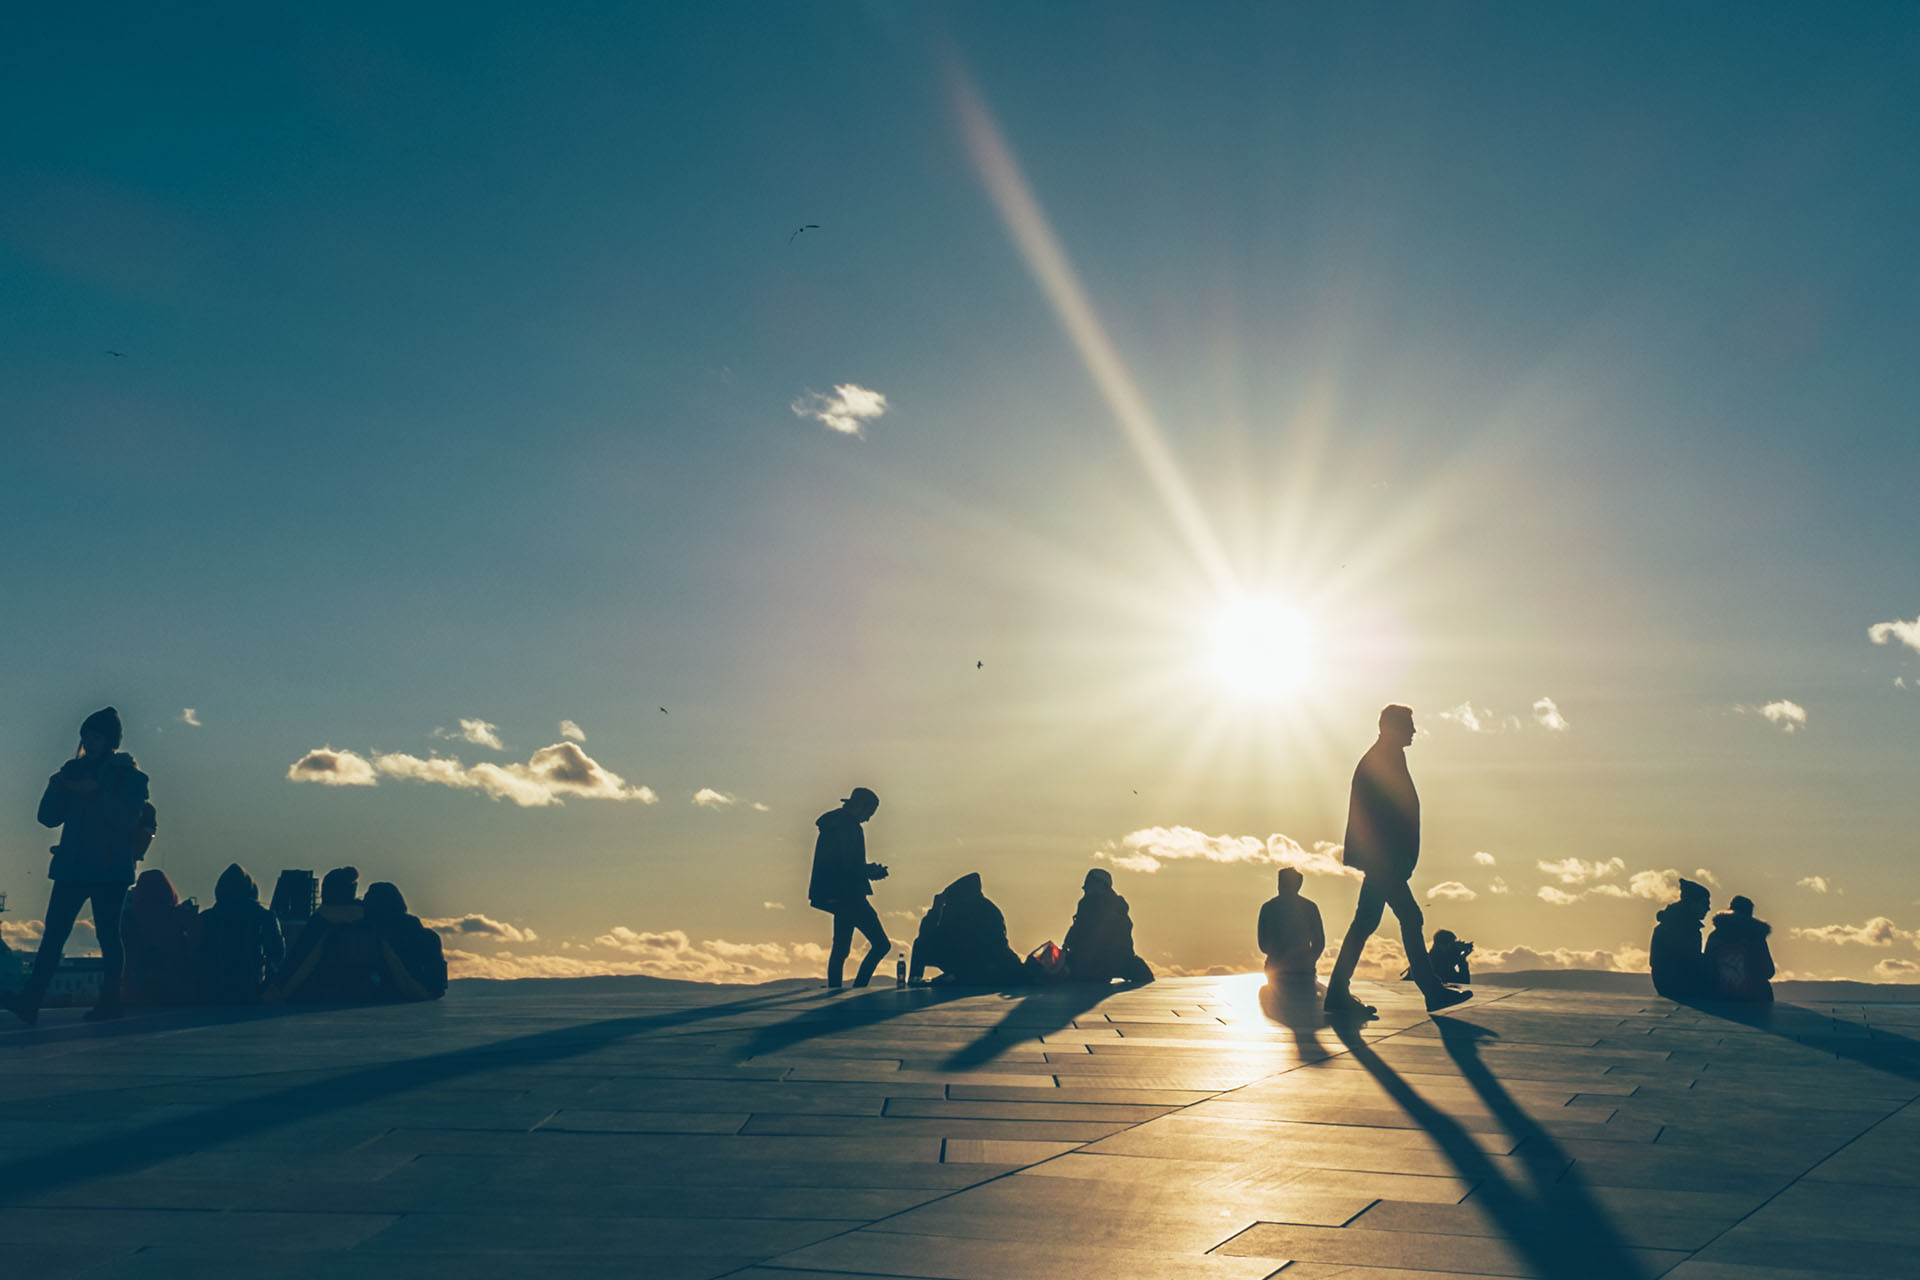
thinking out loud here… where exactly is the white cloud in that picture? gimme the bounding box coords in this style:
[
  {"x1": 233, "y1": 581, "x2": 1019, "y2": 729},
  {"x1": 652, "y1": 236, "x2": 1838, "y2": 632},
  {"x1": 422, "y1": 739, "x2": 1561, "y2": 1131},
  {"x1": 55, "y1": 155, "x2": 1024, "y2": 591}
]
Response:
[
  {"x1": 1532, "y1": 696, "x2": 1570, "y2": 732},
  {"x1": 1538, "y1": 886, "x2": 1581, "y2": 906},
  {"x1": 1791, "y1": 917, "x2": 1913, "y2": 948},
  {"x1": 559, "y1": 719, "x2": 585, "y2": 742},
  {"x1": 752, "y1": 802, "x2": 771, "y2": 812},
  {"x1": 422, "y1": 914, "x2": 538, "y2": 944},
  {"x1": 591, "y1": 927, "x2": 823, "y2": 982},
  {"x1": 791, "y1": 383, "x2": 888, "y2": 438},
  {"x1": 692, "y1": 788, "x2": 737, "y2": 809},
  {"x1": 286, "y1": 747, "x2": 378, "y2": 788},
  {"x1": 762, "y1": 901, "x2": 785, "y2": 910},
  {"x1": 1437, "y1": 702, "x2": 1491, "y2": 733},
  {"x1": 437, "y1": 718, "x2": 505, "y2": 751},
  {"x1": 372, "y1": 742, "x2": 658, "y2": 808},
  {"x1": 1873, "y1": 957, "x2": 1920, "y2": 982},
  {"x1": 1692, "y1": 868, "x2": 1720, "y2": 888},
  {"x1": 1488, "y1": 877, "x2": 1511, "y2": 895},
  {"x1": 1869, "y1": 614, "x2": 1920, "y2": 655},
  {"x1": 1097, "y1": 826, "x2": 1359, "y2": 879},
  {"x1": 1797, "y1": 876, "x2": 1832, "y2": 895},
  {"x1": 180, "y1": 708, "x2": 201, "y2": 727},
  {"x1": 1426, "y1": 881, "x2": 1477, "y2": 902},
  {"x1": 1475, "y1": 943, "x2": 1650, "y2": 974},
  {"x1": 1760, "y1": 700, "x2": 1807, "y2": 733},
  {"x1": 1473, "y1": 851, "x2": 1497, "y2": 866},
  {"x1": 1537, "y1": 856, "x2": 1626, "y2": 885}
]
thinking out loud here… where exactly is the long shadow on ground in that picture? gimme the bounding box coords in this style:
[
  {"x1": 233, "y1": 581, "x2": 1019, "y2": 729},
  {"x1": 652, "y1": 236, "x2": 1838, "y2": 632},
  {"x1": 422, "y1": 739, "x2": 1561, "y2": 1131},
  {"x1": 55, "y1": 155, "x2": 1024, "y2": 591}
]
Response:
[
  {"x1": 738, "y1": 984, "x2": 973, "y2": 1061},
  {"x1": 939, "y1": 982, "x2": 1117, "y2": 1073},
  {"x1": 1687, "y1": 998, "x2": 1920, "y2": 1086},
  {"x1": 0, "y1": 986, "x2": 818, "y2": 1207},
  {"x1": 1332, "y1": 1016, "x2": 1654, "y2": 1280}
]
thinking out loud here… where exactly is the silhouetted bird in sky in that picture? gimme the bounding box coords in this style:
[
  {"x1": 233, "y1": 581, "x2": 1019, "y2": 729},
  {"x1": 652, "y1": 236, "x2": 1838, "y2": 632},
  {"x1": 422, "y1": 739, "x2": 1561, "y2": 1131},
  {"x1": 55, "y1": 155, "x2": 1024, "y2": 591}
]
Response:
[
  {"x1": 659, "y1": 707, "x2": 668, "y2": 715},
  {"x1": 976, "y1": 660, "x2": 983, "y2": 669},
  {"x1": 105, "y1": 350, "x2": 127, "y2": 357},
  {"x1": 788, "y1": 224, "x2": 819, "y2": 244}
]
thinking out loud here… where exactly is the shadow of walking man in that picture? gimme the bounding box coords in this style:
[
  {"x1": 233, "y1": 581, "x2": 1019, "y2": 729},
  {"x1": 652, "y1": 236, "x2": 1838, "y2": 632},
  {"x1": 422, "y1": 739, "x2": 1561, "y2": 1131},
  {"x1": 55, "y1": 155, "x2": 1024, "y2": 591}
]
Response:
[{"x1": 1332, "y1": 1016, "x2": 1652, "y2": 1280}]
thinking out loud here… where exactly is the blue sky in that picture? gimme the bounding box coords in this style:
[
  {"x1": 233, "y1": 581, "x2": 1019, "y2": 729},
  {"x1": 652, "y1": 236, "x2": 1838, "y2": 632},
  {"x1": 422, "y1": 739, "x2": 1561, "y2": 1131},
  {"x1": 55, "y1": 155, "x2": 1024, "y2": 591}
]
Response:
[{"x1": 4, "y1": 4, "x2": 1917, "y2": 982}]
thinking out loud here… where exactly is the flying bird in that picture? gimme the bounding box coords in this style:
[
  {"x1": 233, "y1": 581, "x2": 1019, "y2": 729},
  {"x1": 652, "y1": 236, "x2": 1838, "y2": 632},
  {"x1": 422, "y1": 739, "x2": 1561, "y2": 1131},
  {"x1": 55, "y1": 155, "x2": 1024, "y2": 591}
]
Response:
[
  {"x1": 788, "y1": 224, "x2": 819, "y2": 244},
  {"x1": 975, "y1": 660, "x2": 983, "y2": 669},
  {"x1": 659, "y1": 707, "x2": 668, "y2": 715},
  {"x1": 105, "y1": 350, "x2": 127, "y2": 357}
]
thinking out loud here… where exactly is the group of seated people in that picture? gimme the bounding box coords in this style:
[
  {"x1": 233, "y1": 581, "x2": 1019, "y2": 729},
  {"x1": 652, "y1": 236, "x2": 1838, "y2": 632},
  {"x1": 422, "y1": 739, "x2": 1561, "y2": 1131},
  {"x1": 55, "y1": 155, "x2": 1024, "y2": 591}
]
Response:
[
  {"x1": 1651, "y1": 878, "x2": 1776, "y2": 1002},
  {"x1": 115, "y1": 864, "x2": 447, "y2": 1008},
  {"x1": 908, "y1": 868, "x2": 1154, "y2": 987}
]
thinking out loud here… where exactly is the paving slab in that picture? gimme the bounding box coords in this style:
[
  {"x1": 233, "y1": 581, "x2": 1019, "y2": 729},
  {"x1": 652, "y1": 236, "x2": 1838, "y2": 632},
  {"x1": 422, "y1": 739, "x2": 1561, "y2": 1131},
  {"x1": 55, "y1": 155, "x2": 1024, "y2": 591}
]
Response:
[{"x1": 2, "y1": 974, "x2": 1912, "y2": 1278}]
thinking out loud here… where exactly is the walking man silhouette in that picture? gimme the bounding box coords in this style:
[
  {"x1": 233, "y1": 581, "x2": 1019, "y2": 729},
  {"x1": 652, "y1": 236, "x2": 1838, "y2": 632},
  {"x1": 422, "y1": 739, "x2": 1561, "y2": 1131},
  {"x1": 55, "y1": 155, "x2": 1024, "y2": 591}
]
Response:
[
  {"x1": 808, "y1": 787, "x2": 890, "y2": 989},
  {"x1": 1324, "y1": 705, "x2": 1471, "y2": 1019}
]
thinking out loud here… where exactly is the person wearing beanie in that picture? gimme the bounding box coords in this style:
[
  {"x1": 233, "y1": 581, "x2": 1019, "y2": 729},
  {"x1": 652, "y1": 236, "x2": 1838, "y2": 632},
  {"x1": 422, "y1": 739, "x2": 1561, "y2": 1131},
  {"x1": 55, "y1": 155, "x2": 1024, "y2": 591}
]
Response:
[
  {"x1": 1258, "y1": 867, "x2": 1325, "y2": 984},
  {"x1": 1063, "y1": 868, "x2": 1153, "y2": 985},
  {"x1": 197, "y1": 864, "x2": 286, "y2": 1004},
  {"x1": 807, "y1": 787, "x2": 891, "y2": 989},
  {"x1": 5, "y1": 707, "x2": 157, "y2": 1026}
]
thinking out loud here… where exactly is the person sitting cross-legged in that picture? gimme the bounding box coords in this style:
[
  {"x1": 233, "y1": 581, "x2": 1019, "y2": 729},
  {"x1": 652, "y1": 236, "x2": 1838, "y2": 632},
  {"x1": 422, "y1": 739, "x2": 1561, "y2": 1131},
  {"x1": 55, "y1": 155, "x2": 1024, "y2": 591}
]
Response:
[{"x1": 908, "y1": 873, "x2": 1024, "y2": 987}]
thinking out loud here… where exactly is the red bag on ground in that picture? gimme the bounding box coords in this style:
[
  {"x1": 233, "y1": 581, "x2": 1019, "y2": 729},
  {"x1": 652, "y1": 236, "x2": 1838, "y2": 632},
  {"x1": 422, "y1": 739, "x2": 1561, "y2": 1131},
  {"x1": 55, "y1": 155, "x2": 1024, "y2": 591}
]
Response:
[{"x1": 1025, "y1": 941, "x2": 1068, "y2": 984}]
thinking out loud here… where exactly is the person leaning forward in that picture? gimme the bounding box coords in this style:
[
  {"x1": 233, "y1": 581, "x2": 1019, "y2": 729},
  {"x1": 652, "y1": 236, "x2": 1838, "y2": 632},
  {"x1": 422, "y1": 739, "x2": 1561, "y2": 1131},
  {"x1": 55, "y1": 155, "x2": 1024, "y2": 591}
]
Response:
[
  {"x1": 808, "y1": 787, "x2": 890, "y2": 989},
  {"x1": 1323, "y1": 705, "x2": 1472, "y2": 1019}
]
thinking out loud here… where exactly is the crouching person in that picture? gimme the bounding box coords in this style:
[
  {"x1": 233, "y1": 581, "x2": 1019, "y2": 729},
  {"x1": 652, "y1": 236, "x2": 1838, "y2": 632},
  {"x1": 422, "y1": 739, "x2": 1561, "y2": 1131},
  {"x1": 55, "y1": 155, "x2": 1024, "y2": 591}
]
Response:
[
  {"x1": 1063, "y1": 869, "x2": 1153, "y2": 985},
  {"x1": 908, "y1": 873, "x2": 1023, "y2": 987},
  {"x1": 1705, "y1": 895, "x2": 1775, "y2": 1002}
]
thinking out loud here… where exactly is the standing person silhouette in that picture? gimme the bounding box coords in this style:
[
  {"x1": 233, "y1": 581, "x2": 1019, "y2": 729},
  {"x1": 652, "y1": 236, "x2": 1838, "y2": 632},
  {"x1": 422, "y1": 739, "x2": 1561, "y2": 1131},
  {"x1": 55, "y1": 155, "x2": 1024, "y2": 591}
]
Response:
[
  {"x1": 808, "y1": 787, "x2": 890, "y2": 989},
  {"x1": 1324, "y1": 705, "x2": 1472, "y2": 1019},
  {"x1": 4, "y1": 707, "x2": 156, "y2": 1025}
]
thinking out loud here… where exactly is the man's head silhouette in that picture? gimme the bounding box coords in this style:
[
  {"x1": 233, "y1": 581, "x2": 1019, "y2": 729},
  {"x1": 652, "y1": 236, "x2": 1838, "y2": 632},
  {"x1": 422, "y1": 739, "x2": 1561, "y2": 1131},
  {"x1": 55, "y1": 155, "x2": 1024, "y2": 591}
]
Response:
[
  {"x1": 1379, "y1": 703, "x2": 1416, "y2": 747},
  {"x1": 1276, "y1": 867, "x2": 1304, "y2": 896}
]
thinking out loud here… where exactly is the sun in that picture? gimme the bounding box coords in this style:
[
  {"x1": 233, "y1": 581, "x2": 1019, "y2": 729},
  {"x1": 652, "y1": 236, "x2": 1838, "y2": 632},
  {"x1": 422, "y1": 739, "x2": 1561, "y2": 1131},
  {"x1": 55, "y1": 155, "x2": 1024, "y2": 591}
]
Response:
[{"x1": 1204, "y1": 594, "x2": 1319, "y2": 703}]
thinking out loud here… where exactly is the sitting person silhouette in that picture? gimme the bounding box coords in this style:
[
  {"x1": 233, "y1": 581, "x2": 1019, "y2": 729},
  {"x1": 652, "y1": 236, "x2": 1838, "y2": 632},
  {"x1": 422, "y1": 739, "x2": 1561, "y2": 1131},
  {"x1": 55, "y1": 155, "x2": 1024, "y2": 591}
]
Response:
[
  {"x1": 808, "y1": 787, "x2": 891, "y2": 990},
  {"x1": 908, "y1": 873, "x2": 1023, "y2": 987},
  {"x1": 1063, "y1": 868, "x2": 1153, "y2": 985},
  {"x1": 1258, "y1": 867, "x2": 1323, "y2": 984},
  {"x1": 120, "y1": 869, "x2": 200, "y2": 1006},
  {"x1": 1649, "y1": 877, "x2": 1715, "y2": 1000},
  {"x1": 268, "y1": 866, "x2": 383, "y2": 1003},
  {"x1": 1427, "y1": 930, "x2": 1473, "y2": 985},
  {"x1": 1704, "y1": 895, "x2": 1775, "y2": 1002},
  {"x1": 363, "y1": 881, "x2": 448, "y2": 1001},
  {"x1": 197, "y1": 863, "x2": 285, "y2": 1004}
]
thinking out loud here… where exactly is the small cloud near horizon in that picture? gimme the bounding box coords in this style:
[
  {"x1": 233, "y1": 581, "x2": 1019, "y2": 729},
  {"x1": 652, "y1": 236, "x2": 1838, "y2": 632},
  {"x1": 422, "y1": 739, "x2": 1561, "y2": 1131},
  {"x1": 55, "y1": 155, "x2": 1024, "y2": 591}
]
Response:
[
  {"x1": 1734, "y1": 699, "x2": 1807, "y2": 733},
  {"x1": 1797, "y1": 875, "x2": 1833, "y2": 895},
  {"x1": 791, "y1": 383, "x2": 888, "y2": 438},
  {"x1": 422, "y1": 913, "x2": 538, "y2": 944},
  {"x1": 1097, "y1": 826, "x2": 1358, "y2": 880},
  {"x1": 1533, "y1": 696, "x2": 1570, "y2": 732},
  {"x1": 290, "y1": 741, "x2": 655, "y2": 807},
  {"x1": 1473, "y1": 851, "x2": 1497, "y2": 866},
  {"x1": 286, "y1": 747, "x2": 378, "y2": 787},
  {"x1": 691, "y1": 788, "x2": 737, "y2": 809},
  {"x1": 559, "y1": 719, "x2": 585, "y2": 742},
  {"x1": 180, "y1": 708, "x2": 201, "y2": 727},
  {"x1": 1426, "y1": 881, "x2": 1476, "y2": 902},
  {"x1": 1791, "y1": 917, "x2": 1914, "y2": 948},
  {"x1": 437, "y1": 718, "x2": 505, "y2": 751}
]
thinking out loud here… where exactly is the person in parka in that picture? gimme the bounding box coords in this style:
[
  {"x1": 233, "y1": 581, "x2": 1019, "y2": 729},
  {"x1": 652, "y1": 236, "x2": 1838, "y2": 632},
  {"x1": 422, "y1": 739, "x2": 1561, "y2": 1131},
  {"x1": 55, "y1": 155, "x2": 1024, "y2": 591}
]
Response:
[
  {"x1": 120, "y1": 868, "x2": 199, "y2": 1006},
  {"x1": 808, "y1": 788, "x2": 890, "y2": 989},
  {"x1": 5, "y1": 707, "x2": 156, "y2": 1025},
  {"x1": 1704, "y1": 895, "x2": 1775, "y2": 1002},
  {"x1": 198, "y1": 863, "x2": 286, "y2": 1004},
  {"x1": 1063, "y1": 868, "x2": 1153, "y2": 984},
  {"x1": 909, "y1": 873, "x2": 1024, "y2": 987},
  {"x1": 267, "y1": 866, "x2": 383, "y2": 1003},
  {"x1": 363, "y1": 881, "x2": 448, "y2": 1001},
  {"x1": 1649, "y1": 877, "x2": 1715, "y2": 1001}
]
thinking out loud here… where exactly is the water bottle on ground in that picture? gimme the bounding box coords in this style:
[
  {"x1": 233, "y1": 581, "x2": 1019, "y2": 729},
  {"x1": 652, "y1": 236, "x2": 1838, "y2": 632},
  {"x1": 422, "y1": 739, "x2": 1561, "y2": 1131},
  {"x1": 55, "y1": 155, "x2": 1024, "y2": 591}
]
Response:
[{"x1": 896, "y1": 954, "x2": 906, "y2": 988}]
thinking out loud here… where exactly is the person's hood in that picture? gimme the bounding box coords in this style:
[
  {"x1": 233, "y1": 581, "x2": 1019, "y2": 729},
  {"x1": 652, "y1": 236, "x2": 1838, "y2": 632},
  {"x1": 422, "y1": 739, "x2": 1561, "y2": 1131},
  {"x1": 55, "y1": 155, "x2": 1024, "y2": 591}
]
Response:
[
  {"x1": 315, "y1": 903, "x2": 364, "y2": 924},
  {"x1": 1655, "y1": 902, "x2": 1704, "y2": 927},
  {"x1": 1083, "y1": 868, "x2": 1114, "y2": 894},
  {"x1": 1712, "y1": 912, "x2": 1771, "y2": 938},
  {"x1": 215, "y1": 863, "x2": 258, "y2": 906},
  {"x1": 130, "y1": 868, "x2": 178, "y2": 911},
  {"x1": 943, "y1": 873, "x2": 983, "y2": 899},
  {"x1": 363, "y1": 882, "x2": 408, "y2": 920}
]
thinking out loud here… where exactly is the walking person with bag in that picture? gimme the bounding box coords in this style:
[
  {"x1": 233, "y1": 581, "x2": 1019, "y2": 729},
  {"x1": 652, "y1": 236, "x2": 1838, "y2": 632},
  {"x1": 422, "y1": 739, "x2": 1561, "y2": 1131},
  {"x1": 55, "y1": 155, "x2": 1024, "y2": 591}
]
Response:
[
  {"x1": 4, "y1": 707, "x2": 157, "y2": 1025},
  {"x1": 808, "y1": 787, "x2": 890, "y2": 990}
]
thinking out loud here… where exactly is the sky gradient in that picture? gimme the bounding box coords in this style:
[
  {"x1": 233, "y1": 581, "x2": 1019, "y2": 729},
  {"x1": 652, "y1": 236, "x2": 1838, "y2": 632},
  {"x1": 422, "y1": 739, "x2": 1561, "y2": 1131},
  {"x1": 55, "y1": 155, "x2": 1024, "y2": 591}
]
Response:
[{"x1": 4, "y1": 4, "x2": 1917, "y2": 984}]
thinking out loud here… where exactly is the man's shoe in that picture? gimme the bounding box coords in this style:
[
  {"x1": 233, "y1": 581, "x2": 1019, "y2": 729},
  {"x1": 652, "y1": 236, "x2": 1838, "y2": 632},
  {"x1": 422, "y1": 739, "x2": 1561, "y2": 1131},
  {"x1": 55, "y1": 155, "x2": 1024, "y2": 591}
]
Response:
[
  {"x1": 1323, "y1": 991, "x2": 1377, "y2": 1020},
  {"x1": 83, "y1": 1002, "x2": 125, "y2": 1023},
  {"x1": 2, "y1": 992, "x2": 38, "y2": 1028},
  {"x1": 1425, "y1": 987, "x2": 1473, "y2": 1013}
]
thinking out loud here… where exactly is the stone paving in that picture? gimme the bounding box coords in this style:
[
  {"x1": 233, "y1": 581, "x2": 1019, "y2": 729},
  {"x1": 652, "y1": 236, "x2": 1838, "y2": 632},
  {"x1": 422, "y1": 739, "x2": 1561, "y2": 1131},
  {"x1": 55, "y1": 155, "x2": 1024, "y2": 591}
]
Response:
[{"x1": 2, "y1": 973, "x2": 1916, "y2": 1279}]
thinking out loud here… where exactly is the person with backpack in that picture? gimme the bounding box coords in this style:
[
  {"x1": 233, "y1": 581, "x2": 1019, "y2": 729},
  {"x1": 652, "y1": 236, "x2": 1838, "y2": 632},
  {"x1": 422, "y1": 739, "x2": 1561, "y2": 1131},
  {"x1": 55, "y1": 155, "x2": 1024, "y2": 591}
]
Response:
[
  {"x1": 120, "y1": 868, "x2": 200, "y2": 1006},
  {"x1": 808, "y1": 788, "x2": 891, "y2": 990},
  {"x1": 267, "y1": 866, "x2": 382, "y2": 1003},
  {"x1": 5, "y1": 707, "x2": 156, "y2": 1025},
  {"x1": 198, "y1": 863, "x2": 286, "y2": 1004},
  {"x1": 1704, "y1": 895, "x2": 1775, "y2": 1002}
]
